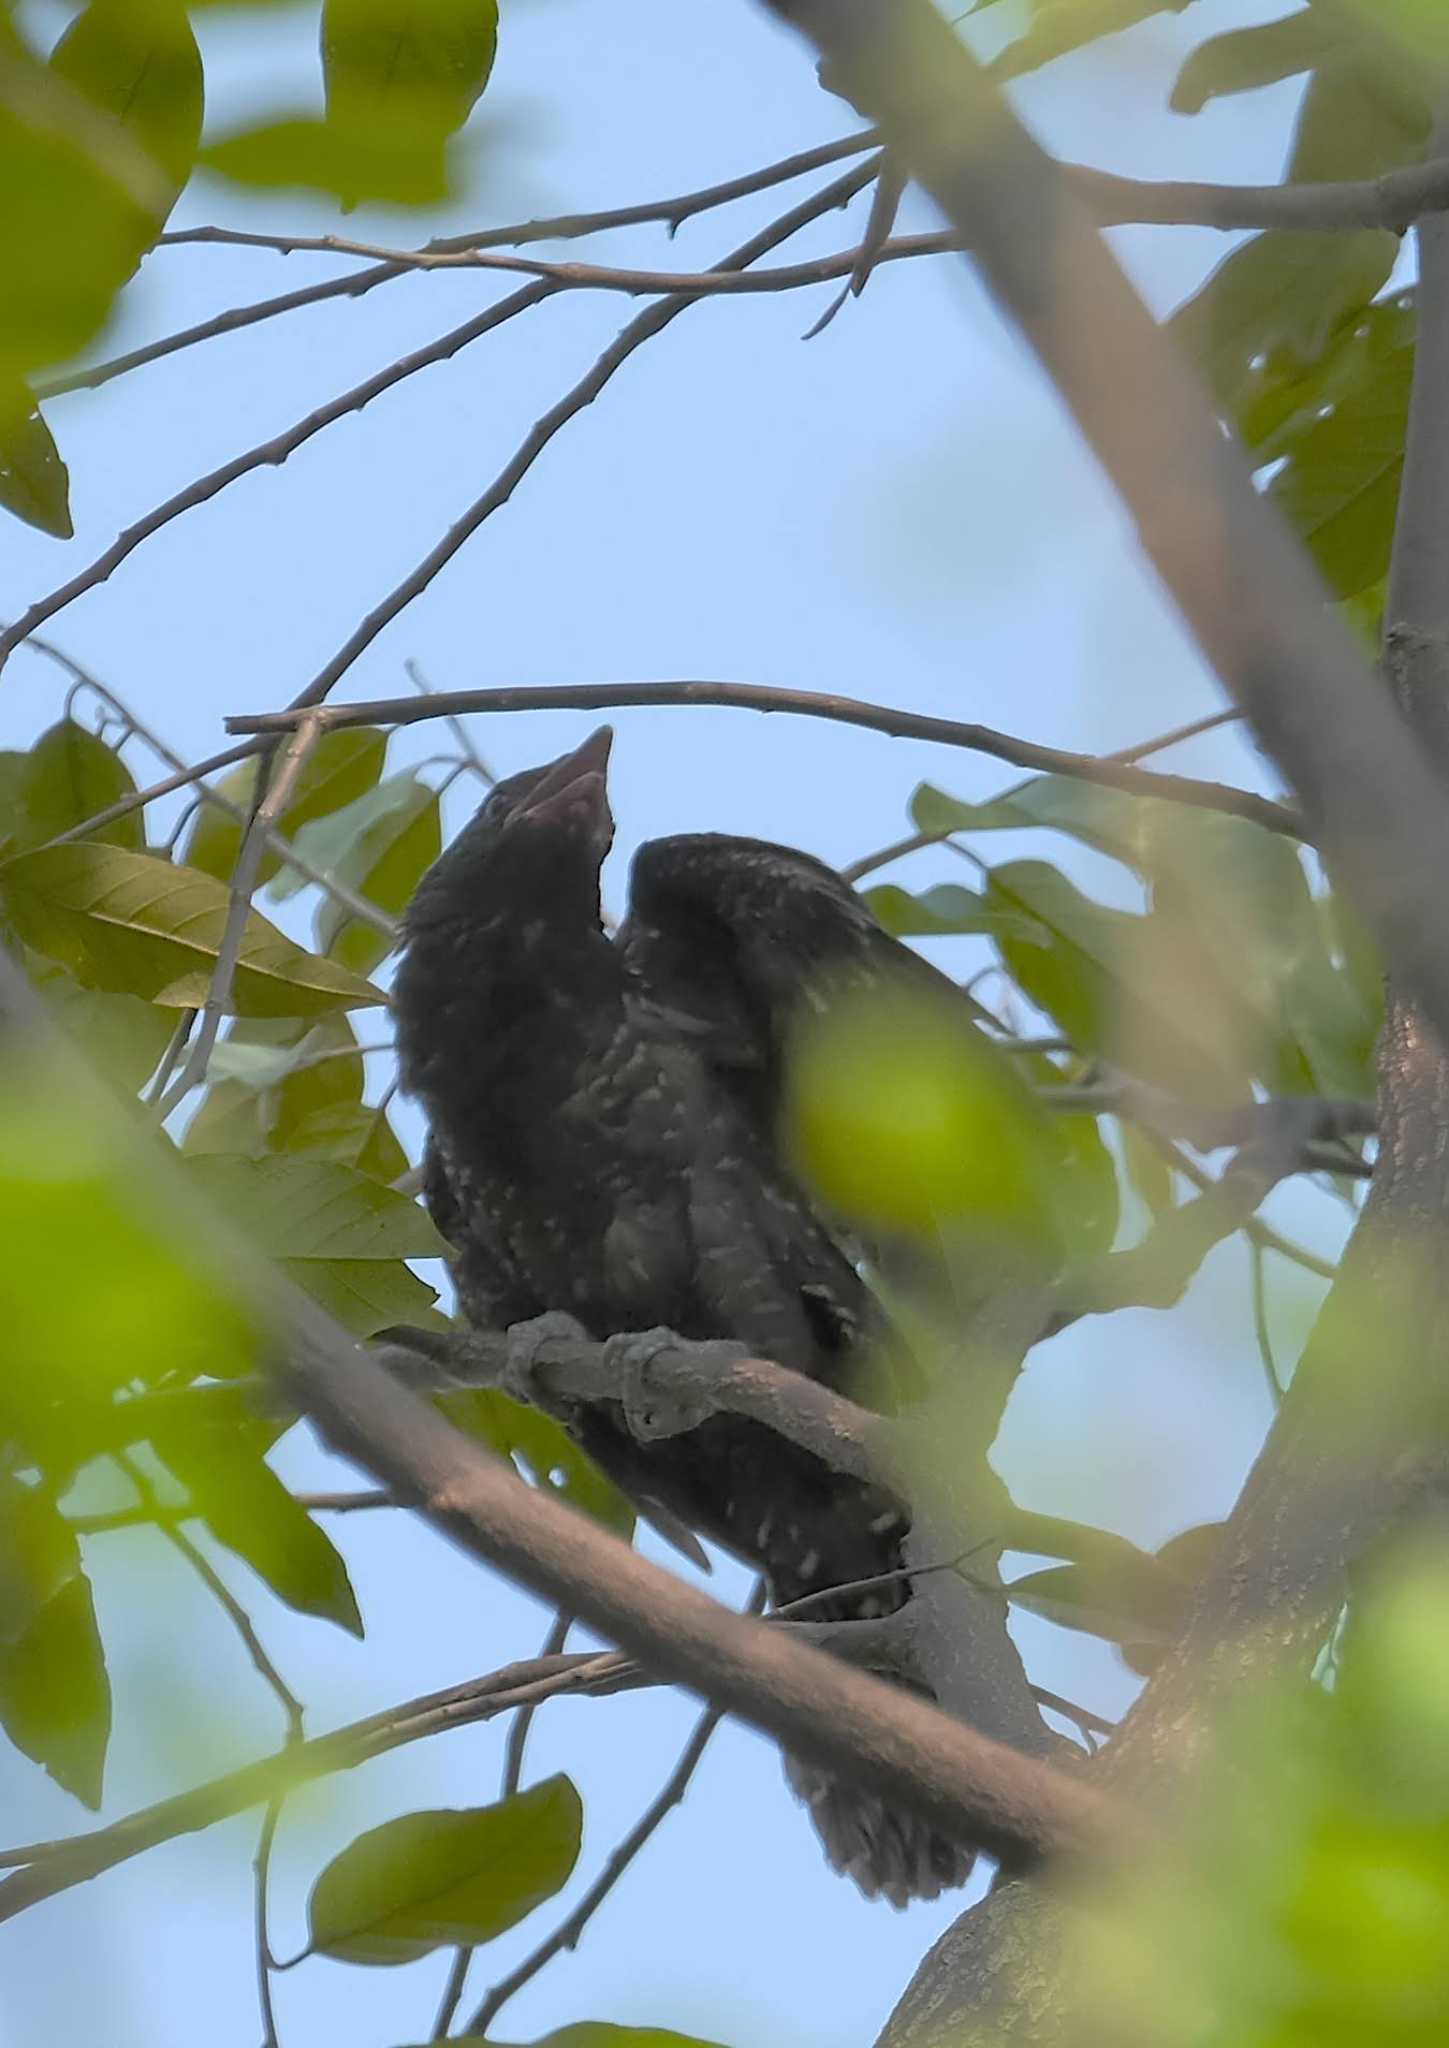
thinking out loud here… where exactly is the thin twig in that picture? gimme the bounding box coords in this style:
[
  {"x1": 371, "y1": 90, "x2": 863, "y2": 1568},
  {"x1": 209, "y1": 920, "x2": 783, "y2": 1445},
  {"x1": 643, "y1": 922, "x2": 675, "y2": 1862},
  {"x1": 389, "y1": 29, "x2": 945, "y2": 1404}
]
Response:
[
  {"x1": 254, "y1": 1795, "x2": 286, "y2": 2048},
  {"x1": 1249, "y1": 1238, "x2": 1283, "y2": 1406},
  {"x1": 71, "y1": 1488, "x2": 394, "y2": 1536},
  {"x1": 152, "y1": 718, "x2": 326, "y2": 1122},
  {"x1": 405, "y1": 660, "x2": 495, "y2": 786},
  {"x1": 228, "y1": 678, "x2": 1302, "y2": 837},
  {"x1": 37, "y1": 132, "x2": 879, "y2": 399},
  {"x1": 279, "y1": 158, "x2": 882, "y2": 715},
  {"x1": 431, "y1": 1607, "x2": 574, "y2": 2041},
  {"x1": 463, "y1": 1581, "x2": 766, "y2": 2041},
  {"x1": 112, "y1": 1452, "x2": 304, "y2": 1736},
  {"x1": 142, "y1": 1010, "x2": 196, "y2": 1107},
  {"x1": 0, "y1": 288, "x2": 556, "y2": 672},
  {"x1": 1106, "y1": 706, "x2": 1242, "y2": 765}
]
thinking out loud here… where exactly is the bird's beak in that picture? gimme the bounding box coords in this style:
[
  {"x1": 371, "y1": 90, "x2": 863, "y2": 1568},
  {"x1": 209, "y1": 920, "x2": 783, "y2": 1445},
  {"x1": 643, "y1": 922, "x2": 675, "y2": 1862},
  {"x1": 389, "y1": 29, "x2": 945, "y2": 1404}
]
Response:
[{"x1": 511, "y1": 725, "x2": 614, "y2": 837}]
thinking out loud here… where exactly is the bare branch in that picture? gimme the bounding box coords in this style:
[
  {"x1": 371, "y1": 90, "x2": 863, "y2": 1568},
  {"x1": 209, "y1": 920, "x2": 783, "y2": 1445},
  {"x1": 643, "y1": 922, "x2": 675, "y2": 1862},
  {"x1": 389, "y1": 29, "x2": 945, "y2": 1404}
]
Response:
[
  {"x1": 466, "y1": 1701, "x2": 727, "y2": 2038},
  {"x1": 0, "y1": 288, "x2": 555, "y2": 672},
  {"x1": 36, "y1": 132, "x2": 879, "y2": 400},
  {"x1": 225, "y1": 679, "x2": 1302, "y2": 837}
]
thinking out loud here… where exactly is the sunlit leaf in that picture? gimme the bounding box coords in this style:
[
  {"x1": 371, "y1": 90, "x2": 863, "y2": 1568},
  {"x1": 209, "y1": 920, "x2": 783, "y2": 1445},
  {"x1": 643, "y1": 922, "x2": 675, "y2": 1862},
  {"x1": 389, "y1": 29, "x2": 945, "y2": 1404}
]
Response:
[
  {"x1": 184, "y1": 727, "x2": 388, "y2": 887},
  {"x1": 280, "y1": 1254, "x2": 443, "y2": 1334},
  {"x1": 49, "y1": 0, "x2": 204, "y2": 201},
  {"x1": 149, "y1": 1413, "x2": 363, "y2": 1635},
  {"x1": 203, "y1": 113, "x2": 450, "y2": 206},
  {"x1": 16, "y1": 717, "x2": 143, "y2": 852},
  {"x1": 323, "y1": 0, "x2": 499, "y2": 140},
  {"x1": 784, "y1": 977, "x2": 1065, "y2": 1251},
  {"x1": 0, "y1": 26, "x2": 168, "y2": 372},
  {"x1": 0, "y1": 376, "x2": 71, "y2": 537},
  {"x1": 0, "y1": 1057, "x2": 258, "y2": 1470},
  {"x1": 1287, "y1": 44, "x2": 1429, "y2": 185},
  {"x1": 308, "y1": 1775, "x2": 582, "y2": 1965},
  {"x1": 1, "y1": 842, "x2": 386, "y2": 1014}
]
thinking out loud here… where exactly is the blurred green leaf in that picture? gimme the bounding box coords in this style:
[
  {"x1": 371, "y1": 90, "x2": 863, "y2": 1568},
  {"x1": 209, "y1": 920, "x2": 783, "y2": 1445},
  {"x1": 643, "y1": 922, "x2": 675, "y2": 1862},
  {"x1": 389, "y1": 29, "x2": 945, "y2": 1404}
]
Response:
[
  {"x1": 50, "y1": 0, "x2": 204, "y2": 201},
  {"x1": 989, "y1": 1, "x2": 1198, "y2": 83},
  {"x1": 323, "y1": 0, "x2": 498, "y2": 141},
  {"x1": 0, "y1": 23, "x2": 168, "y2": 373},
  {"x1": 184, "y1": 727, "x2": 388, "y2": 886},
  {"x1": 311, "y1": 772, "x2": 440, "y2": 974},
  {"x1": 203, "y1": 112, "x2": 450, "y2": 206},
  {"x1": 442, "y1": 1387, "x2": 636, "y2": 1540},
  {"x1": 16, "y1": 717, "x2": 143, "y2": 852},
  {"x1": 149, "y1": 1413, "x2": 362, "y2": 1635},
  {"x1": 1171, "y1": 12, "x2": 1340, "y2": 113},
  {"x1": 784, "y1": 977, "x2": 1067, "y2": 1251},
  {"x1": 1, "y1": 842, "x2": 386, "y2": 1014},
  {"x1": 308, "y1": 1775, "x2": 582, "y2": 1965},
  {"x1": 0, "y1": 1491, "x2": 111, "y2": 1807},
  {"x1": 0, "y1": 376, "x2": 71, "y2": 537},
  {"x1": 863, "y1": 877, "x2": 1035, "y2": 942},
  {"x1": 280, "y1": 1254, "x2": 443, "y2": 1334},
  {"x1": 0, "y1": 1056, "x2": 257, "y2": 1469},
  {"x1": 32, "y1": 966, "x2": 177, "y2": 1095},
  {"x1": 1287, "y1": 38, "x2": 1429, "y2": 187},
  {"x1": 492, "y1": 2030, "x2": 733, "y2": 2048}
]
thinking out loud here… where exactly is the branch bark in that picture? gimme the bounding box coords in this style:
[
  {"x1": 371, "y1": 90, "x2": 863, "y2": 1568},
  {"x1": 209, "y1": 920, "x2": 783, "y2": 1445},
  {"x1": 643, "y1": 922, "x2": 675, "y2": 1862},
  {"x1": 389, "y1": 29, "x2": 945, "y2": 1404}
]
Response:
[{"x1": 757, "y1": 0, "x2": 1449, "y2": 1062}]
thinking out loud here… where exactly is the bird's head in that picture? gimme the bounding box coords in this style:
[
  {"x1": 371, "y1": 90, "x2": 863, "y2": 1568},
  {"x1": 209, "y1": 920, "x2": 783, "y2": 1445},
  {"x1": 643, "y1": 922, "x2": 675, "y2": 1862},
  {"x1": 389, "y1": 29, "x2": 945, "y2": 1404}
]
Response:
[{"x1": 405, "y1": 726, "x2": 616, "y2": 939}]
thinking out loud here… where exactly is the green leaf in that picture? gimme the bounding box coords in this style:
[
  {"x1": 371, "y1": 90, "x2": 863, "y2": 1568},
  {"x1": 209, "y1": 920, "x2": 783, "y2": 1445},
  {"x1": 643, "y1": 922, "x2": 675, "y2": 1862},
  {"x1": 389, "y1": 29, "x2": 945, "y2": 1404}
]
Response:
[
  {"x1": 502, "y1": 2030, "x2": 733, "y2": 2048},
  {"x1": 1286, "y1": 47, "x2": 1428, "y2": 186},
  {"x1": 187, "y1": 1153, "x2": 444, "y2": 1335},
  {"x1": 184, "y1": 727, "x2": 388, "y2": 886},
  {"x1": 0, "y1": 1063, "x2": 258, "y2": 1471},
  {"x1": 323, "y1": 0, "x2": 499, "y2": 140},
  {"x1": 1171, "y1": 12, "x2": 1340, "y2": 114},
  {"x1": 0, "y1": 376, "x2": 71, "y2": 537},
  {"x1": 33, "y1": 967, "x2": 177, "y2": 1095},
  {"x1": 985, "y1": 859, "x2": 1258, "y2": 1102},
  {"x1": 311, "y1": 772, "x2": 440, "y2": 973},
  {"x1": 863, "y1": 878, "x2": 1034, "y2": 942},
  {"x1": 1168, "y1": 230, "x2": 1398, "y2": 421},
  {"x1": 989, "y1": 0, "x2": 1198, "y2": 83},
  {"x1": 279, "y1": 1254, "x2": 443, "y2": 1334},
  {"x1": 442, "y1": 1388, "x2": 636, "y2": 1539},
  {"x1": 308, "y1": 1776, "x2": 582, "y2": 1966},
  {"x1": 186, "y1": 1153, "x2": 445, "y2": 1262},
  {"x1": 1266, "y1": 301, "x2": 1413, "y2": 601},
  {"x1": 0, "y1": 30, "x2": 168, "y2": 374},
  {"x1": 0, "y1": 1476, "x2": 112, "y2": 1804},
  {"x1": 0, "y1": 1564, "x2": 111, "y2": 1808},
  {"x1": 16, "y1": 717, "x2": 143, "y2": 851},
  {"x1": 149, "y1": 1413, "x2": 362, "y2": 1635},
  {"x1": 1, "y1": 842, "x2": 386, "y2": 1014},
  {"x1": 49, "y1": 0, "x2": 204, "y2": 202},
  {"x1": 203, "y1": 114, "x2": 449, "y2": 207}
]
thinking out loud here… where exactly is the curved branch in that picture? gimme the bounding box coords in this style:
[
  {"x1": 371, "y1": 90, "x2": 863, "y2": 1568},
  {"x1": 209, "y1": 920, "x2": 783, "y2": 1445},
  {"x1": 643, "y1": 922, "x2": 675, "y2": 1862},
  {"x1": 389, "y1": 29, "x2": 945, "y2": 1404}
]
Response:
[{"x1": 225, "y1": 679, "x2": 1302, "y2": 837}]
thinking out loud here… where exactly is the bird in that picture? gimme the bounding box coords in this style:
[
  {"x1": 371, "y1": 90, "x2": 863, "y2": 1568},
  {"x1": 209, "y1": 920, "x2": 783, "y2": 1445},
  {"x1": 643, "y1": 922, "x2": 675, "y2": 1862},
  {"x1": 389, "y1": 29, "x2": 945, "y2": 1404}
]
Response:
[{"x1": 392, "y1": 727, "x2": 1034, "y2": 1902}]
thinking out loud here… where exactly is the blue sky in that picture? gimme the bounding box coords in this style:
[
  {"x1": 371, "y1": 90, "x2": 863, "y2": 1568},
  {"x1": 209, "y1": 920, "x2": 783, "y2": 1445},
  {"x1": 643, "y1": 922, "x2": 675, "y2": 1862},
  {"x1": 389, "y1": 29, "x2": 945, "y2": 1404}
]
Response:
[{"x1": 0, "y1": 4, "x2": 1353, "y2": 2045}]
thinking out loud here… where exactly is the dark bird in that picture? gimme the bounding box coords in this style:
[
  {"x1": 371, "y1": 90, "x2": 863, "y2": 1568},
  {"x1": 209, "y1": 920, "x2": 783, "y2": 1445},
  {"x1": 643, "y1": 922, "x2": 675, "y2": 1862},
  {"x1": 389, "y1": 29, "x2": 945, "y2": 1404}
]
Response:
[{"x1": 393, "y1": 729, "x2": 1037, "y2": 1902}]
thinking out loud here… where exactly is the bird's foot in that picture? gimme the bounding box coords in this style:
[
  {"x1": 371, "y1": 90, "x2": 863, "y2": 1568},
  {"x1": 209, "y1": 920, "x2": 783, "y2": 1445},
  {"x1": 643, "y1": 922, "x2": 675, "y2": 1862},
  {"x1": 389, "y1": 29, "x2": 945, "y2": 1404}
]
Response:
[
  {"x1": 499, "y1": 1311, "x2": 593, "y2": 1412},
  {"x1": 602, "y1": 1327, "x2": 744, "y2": 1443}
]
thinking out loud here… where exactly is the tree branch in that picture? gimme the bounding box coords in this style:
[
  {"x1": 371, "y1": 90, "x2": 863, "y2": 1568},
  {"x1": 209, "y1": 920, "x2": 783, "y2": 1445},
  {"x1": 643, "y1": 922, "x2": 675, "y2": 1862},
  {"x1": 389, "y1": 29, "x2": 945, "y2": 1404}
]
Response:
[
  {"x1": 225, "y1": 679, "x2": 1302, "y2": 837},
  {"x1": 759, "y1": 0, "x2": 1449, "y2": 1057},
  {"x1": 36, "y1": 132, "x2": 878, "y2": 400}
]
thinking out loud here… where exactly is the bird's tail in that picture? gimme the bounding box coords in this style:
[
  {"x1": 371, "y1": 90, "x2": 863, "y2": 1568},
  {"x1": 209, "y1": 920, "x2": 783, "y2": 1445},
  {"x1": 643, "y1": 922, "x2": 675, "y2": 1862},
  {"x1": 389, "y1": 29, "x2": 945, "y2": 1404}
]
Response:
[{"x1": 784, "y1": 1753, "x2": 975, "y2": 1905}]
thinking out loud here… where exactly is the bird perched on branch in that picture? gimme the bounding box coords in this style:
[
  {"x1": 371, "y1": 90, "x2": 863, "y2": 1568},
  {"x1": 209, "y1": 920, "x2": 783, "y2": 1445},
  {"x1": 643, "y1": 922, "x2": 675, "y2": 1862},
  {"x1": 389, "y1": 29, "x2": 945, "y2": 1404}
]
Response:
[{"x1": 393, "y1": 727, "x2": 1041, "y2": 1902}]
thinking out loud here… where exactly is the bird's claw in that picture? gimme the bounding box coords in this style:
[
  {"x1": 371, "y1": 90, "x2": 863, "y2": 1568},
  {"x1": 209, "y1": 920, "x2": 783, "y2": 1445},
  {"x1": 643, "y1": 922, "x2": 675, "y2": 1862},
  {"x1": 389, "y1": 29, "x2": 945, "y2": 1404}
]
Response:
[
  {"x1": 602, "y1": 1326, "x2": 717, "y2": 1442},
  {"x1": 500, "y1": 1311, "x2": 592, "y2": 1411}
]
